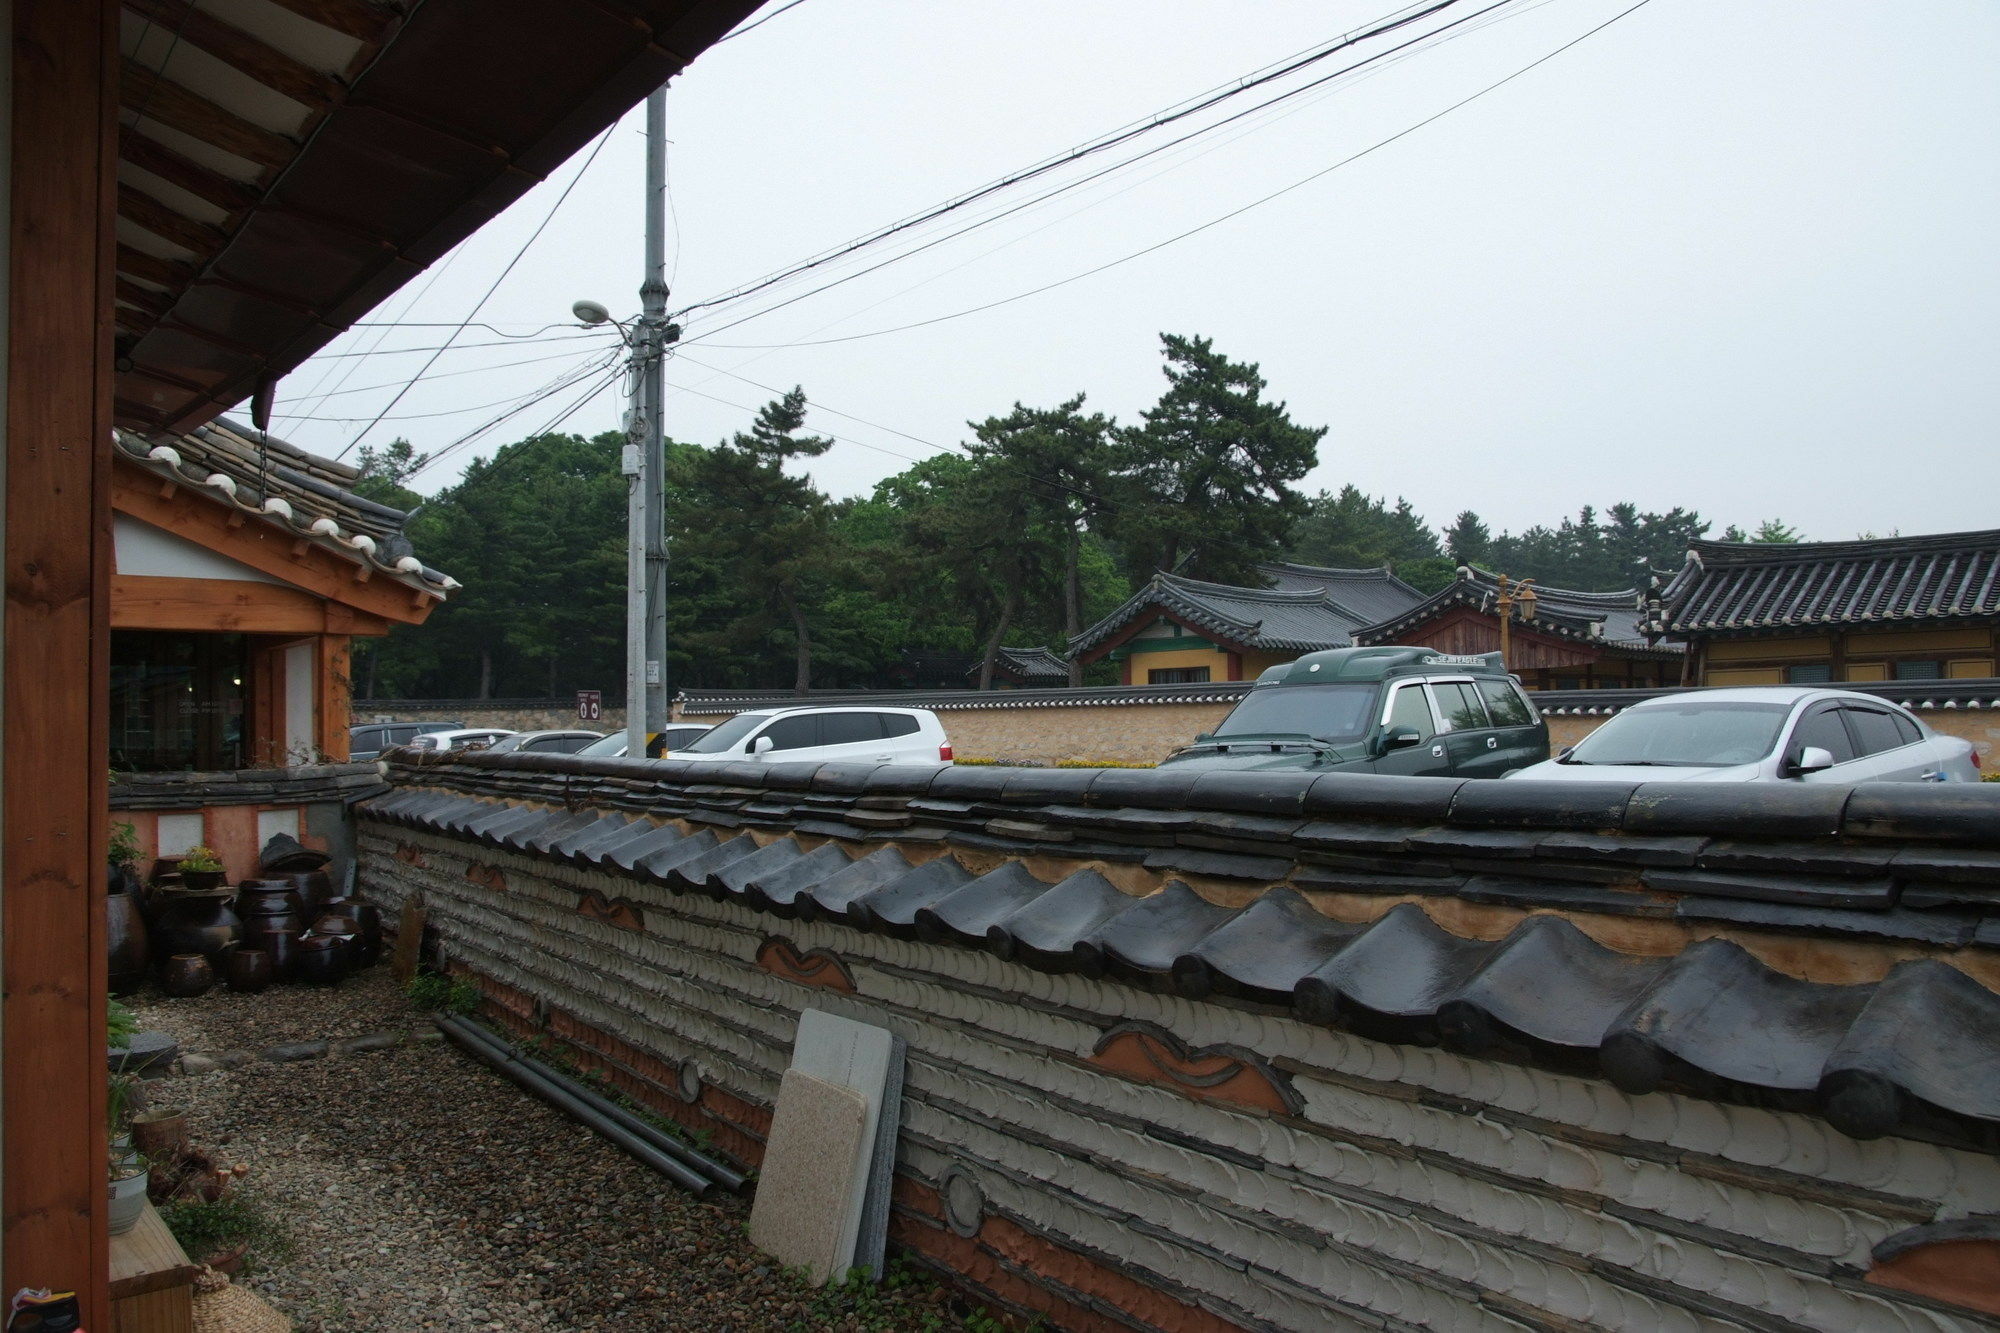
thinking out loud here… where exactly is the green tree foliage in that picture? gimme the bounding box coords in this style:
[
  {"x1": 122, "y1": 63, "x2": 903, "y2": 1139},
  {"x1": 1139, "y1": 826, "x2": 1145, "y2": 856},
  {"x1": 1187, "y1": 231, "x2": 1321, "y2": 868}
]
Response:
[
  {"x1": 1454, "y1": 503, "x2": 1715, "y2": 591},
  {"x1": 1106, "y1": 334, "x2": 1323, "y2": 584},
  {"x1": 1720, "y1": 518, "x2": 1806, "y2": 543},
  {"x1": 672, "y1": 389, "x2": 837, "y2": 694},
  {"x1": 358, "y1": 431, "x2": 626, "y2": 699},
  {"x1": 965, "y1": 395, "x2": 1115, "y2": 685},
  {"x1": 1443, "y1": 511, "x2": 1491, "y2": 566}
]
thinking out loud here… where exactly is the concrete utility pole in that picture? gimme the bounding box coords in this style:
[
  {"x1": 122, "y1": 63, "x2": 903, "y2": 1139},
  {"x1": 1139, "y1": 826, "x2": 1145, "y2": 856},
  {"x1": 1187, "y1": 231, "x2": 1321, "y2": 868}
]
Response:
[
  {"x1": 621, "y1": 86, "x2": 673, "y2": 760},
  {"x1": 639, "y1": 87, "x2": 671, "y2": 744}
]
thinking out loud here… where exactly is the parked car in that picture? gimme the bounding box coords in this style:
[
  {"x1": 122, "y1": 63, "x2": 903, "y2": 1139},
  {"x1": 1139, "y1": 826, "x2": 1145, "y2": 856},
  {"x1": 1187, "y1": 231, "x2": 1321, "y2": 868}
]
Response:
[
  {"x1": 671, "y1": 707, "x2": 951, "y2": 767},
  {"x1": 1507, "y1": 687, "x2": 1980, "y2": 783},
  {"x1": 349, "y1": 720, "x2": 461, "y2": 761},
  {"x1": 1159, "y1": 646, "x2": 1548, "y2": 777},
  {"x1": 574, "y1": 724, "x2": 714, "y2": 759},
  {"x1": 398, "y1": 728, "x2": 515, "y2": 754},
  {"x1": 482, "y1": 729, "x2": 604, "y2": 756}
]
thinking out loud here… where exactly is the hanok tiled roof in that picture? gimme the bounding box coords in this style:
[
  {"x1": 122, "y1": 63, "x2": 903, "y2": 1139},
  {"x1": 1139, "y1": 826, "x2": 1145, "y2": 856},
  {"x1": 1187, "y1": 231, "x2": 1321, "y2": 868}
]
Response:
[
  {"x1": 1660, "y1": 529, "x2": 2000, "y2": 634},
  {"x1": 968, "y1": 647, "x2": 1070, "y2": 682},
  {"x1": 116, "y1": 417, "x2": 456, "y2": 597},
  {"x1": 1070, "y1": 563, "x2": 1425, "y2": 659},
  {"x1": 1256, "y1": 561, "x2": 1429, "y2": 622},
  {"x1": 1356, "y1": 566, "x2": 1680, "y2": 657}
]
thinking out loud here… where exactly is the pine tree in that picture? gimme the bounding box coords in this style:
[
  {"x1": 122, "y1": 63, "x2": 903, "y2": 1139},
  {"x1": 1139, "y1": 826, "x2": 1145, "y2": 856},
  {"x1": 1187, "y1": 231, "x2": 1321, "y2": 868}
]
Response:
[
  {"x1": 1107, "y1": 334, "x2": 1323, "y2": 584},
  {"x1": 1444, "y1": 511, "x2": 1491, "y2": 565}
]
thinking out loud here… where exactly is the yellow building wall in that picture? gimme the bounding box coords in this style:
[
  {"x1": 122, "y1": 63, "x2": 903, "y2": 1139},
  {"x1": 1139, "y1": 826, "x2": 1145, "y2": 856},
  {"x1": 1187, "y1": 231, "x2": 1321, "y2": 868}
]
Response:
[{"x1": 1129, "y1": 647, "x2": 1234, "y2": 683}]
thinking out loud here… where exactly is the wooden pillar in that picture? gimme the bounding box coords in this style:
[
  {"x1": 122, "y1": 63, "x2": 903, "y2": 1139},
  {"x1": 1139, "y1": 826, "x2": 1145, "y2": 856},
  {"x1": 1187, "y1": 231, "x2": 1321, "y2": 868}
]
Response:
[
  {"x1": 4, "y1": 0, "x2": 117, "y2": 1321},
  {"x1": 315, "y1": 633, "x2": 350, "y2": 761}
]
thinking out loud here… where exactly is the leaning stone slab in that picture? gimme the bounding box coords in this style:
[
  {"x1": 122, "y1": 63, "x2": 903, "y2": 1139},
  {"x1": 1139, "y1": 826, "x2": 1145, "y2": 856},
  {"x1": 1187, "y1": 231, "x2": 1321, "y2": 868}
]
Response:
[{"x1": 748, "y1": 1069, "x2": 869, "y2": 1285}]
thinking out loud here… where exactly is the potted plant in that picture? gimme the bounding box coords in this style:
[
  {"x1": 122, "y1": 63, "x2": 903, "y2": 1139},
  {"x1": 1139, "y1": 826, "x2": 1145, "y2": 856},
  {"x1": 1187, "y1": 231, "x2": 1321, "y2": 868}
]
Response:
[
  {"x1": 107, "y1": 822, "x2": 151, "y2": 996},
  {"x1": 108, "y1": 1001, "x2": 149, "y2": 1235},
  {"x1": 175, "y1": 845, "x2": 226, "y2": 893}
]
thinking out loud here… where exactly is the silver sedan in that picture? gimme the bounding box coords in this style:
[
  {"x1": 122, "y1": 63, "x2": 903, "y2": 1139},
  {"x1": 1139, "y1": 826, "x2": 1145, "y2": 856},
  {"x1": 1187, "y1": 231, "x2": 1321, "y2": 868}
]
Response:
[{"x1": 1507, "y1": 687, "x2": 1980, "y2": 783}]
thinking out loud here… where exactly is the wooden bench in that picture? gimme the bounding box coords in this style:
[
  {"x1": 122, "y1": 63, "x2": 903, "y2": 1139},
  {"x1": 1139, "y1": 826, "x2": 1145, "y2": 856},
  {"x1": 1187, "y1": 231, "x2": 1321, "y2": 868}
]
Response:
[{"x1": 109, "y1": 1201, "x2": 195, "y2": 1333}]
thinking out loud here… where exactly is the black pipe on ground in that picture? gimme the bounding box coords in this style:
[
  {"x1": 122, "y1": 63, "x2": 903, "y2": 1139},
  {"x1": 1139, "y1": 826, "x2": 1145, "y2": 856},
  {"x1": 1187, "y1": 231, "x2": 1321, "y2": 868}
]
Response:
[
  {"x1": 446, "y1": 1014, "x2": 747, "y2": 1194},
  {"x1": 437, "y1": 1015, "x2": 716, "y2": 1198}
]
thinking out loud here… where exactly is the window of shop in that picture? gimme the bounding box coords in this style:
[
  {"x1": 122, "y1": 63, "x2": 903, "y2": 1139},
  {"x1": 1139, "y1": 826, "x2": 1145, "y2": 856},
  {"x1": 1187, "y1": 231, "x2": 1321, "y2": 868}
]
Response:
[
  {"x1": 1893, "y1": 660, "x2": 1942, "y2": 680},
  {"x1": 1786, "y1": 663, "x2": 1834, "y2": 684},
  {"x1": 110, "y1": 631, "x2": 248, "y2": 772},
  {"x1": 1149, "y1": 666, "x2": 1211, "y2": 684}
]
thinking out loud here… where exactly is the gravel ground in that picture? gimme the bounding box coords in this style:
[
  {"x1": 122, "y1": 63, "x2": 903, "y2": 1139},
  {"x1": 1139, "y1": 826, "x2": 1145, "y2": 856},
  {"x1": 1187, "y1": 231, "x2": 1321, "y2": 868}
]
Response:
[
  {"x1": 128, "y1": 965, "x2": 415, "y2": 1055},
  {"x1": 134, "y1": 978, "x2": 978, "y2": 1332}
]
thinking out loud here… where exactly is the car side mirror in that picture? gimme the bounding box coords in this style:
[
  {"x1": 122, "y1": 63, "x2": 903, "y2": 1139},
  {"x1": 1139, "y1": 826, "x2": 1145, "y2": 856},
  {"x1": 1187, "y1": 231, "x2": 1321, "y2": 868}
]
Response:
[
  {"x1": 1380, "y1": 727, "x2": 1423, "y2": 753},
  {"x1": 752, "y1": 735, "x2": 775, "y2": 757},
  {"x1": 1787, "y1": 745, "x2": 1835, "y2": 777}
]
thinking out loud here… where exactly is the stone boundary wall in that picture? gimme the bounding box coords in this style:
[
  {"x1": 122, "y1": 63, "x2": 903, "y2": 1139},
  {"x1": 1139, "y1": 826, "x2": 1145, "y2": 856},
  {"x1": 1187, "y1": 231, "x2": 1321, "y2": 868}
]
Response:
[
  {"x1": 110, "y1": 762, "x2": 383, "y2": 884},
  {"x1": 355, "y1": 752, "x2": 2000, "y2": 1331},
  {"x1": 359, "y1": 679, "x2": 2000, "y2": 767}
]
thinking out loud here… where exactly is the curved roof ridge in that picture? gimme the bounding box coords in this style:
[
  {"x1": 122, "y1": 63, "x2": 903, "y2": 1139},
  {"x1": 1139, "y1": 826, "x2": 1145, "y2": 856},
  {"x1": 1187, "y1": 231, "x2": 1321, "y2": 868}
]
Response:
[
  {"x1": 1689, "y1": 529, "x2": 2000, "y2": 565},
  {"x1": 1161, "y1": 571, "x2": 1348, "y2": 604}
]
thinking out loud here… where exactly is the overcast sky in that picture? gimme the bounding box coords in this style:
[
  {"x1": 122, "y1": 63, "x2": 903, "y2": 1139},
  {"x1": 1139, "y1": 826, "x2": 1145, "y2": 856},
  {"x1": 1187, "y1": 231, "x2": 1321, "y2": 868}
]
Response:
[{"x1": 261, "y1": 0, "x2": 2000, "y2": 542}]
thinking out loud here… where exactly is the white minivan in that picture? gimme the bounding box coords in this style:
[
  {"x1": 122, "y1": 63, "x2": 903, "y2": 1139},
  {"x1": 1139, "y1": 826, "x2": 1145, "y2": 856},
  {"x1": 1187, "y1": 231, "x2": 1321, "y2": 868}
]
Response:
[{"x1": 670, "y1": 706, "x2": 953, "y2": 768}]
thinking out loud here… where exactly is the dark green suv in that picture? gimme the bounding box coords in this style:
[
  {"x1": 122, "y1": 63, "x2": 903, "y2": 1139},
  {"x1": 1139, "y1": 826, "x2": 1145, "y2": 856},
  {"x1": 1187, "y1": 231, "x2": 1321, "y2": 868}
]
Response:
[{"x1": 1159, "y1": 646, "x2": 1549, "y2": 776}]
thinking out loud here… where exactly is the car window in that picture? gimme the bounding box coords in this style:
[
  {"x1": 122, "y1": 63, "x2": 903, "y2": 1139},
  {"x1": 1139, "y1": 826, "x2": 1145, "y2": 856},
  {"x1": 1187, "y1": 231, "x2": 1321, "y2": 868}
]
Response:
[
  {"x1": 820, "y1": 713, "x2": 885, "y2": 746},
  {"x1": 1430, "y1": 681, "x2": 1490, "y2": 733},
  {"x1": 1890, "y1": 711, "x2": 1922, "y2": 746},
  {"x1": 680, "y1": 714, "x2": 768, "y2": 754},
  {"x1": 1385, "y1": 684, "x2": 1436, "y2": 740},
  {"x1": 522, "y1": 736, "x2": 567, "y2": 752},
  {"x1": 759, "y1": 715, "x2": 821, "y2": 751},
  {"x1": 1475, "y1": 680, "x2": 1534, "y2": 728},
  {"x1": 1844, "y1": 707, "x2": 1912, "y2": 757},
  {"x1": 1570, "y1": 701, "x2": 1788, "y2": 767},
  {"x1": 1793, "y1": 707, "x2": 1857, "y2": 764},
  {"x1": 577, "y1": 733, "x2": 627, "y2": 757},
  {"x1": 1217, "y1": 683, "x2": 1376, "y2": 742},
  {"x1": 880, "y1": 714, "x2": 921, "y2": 740}
]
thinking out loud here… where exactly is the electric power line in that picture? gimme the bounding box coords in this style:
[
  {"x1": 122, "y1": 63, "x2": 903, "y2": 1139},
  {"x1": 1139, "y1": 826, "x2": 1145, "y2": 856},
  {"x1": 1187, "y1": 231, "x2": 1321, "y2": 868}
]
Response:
[
  {"x1": 336, "y1": 119, "x2": 622, "y2": 461},
  {"x1": 667, "y1": 0, "x2": 1467, "y2": 323},
  {"x1": 717, "y1": 0, "x2": 810, "y2": 43},
  {"x1": 683, "y1": 0, "x2": 1655, "y2": 353},
  {"x1": 675, "y1": 0, "x2": 1524, "y2": 347}
]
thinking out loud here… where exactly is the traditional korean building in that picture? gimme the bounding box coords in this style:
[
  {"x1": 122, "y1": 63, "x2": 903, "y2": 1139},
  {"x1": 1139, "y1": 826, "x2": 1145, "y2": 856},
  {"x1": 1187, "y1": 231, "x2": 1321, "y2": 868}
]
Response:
[
  {"x1": 1354, "y1": 565, "x2": 1683, "y2": 690},
  {"x1": 109, "y1": 417, "x2": 452, "y2": 876},
  {"x1": 1659, "y1": 529, "x2": 2000, "y2": 685},
  {"x1": 1068, "y1": 562, "x2": 1427, "y2": 685},
  {"x1": 0, "y1": 1, "x2": 761, "y2": 1314},
  {"x1": 968, "y1": 645, "x2": 1071, "y2": 688}
]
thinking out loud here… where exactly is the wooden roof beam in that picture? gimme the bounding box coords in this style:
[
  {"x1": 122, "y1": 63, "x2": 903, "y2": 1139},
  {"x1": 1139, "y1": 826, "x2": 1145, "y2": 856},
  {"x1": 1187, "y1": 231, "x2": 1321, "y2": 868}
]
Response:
[
  {"x1": 120, "y1": 130, "x2": 261, "y2": 214},
  {"x1": 119, "y1": 56, "x2": 296, "y2": 171},
  {"x1": 125, "y1": 0, "x2": 347, "y2": 108},
  {"x1": 118, "y1": 182, "x2": 227, "y2": 256},
  {"x1": 117, "y1": 243, "x2": 194, "y2": 290},
  {"x1": 258, "y1": 0, "x2": 404, "y2": 45}
]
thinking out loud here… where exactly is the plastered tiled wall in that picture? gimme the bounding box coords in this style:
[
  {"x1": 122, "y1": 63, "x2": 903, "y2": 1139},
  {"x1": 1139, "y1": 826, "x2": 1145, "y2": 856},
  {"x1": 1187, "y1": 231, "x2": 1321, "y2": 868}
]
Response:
[{"x1": 362, "y1": 824, "x2": 1996, "y2": 1333}]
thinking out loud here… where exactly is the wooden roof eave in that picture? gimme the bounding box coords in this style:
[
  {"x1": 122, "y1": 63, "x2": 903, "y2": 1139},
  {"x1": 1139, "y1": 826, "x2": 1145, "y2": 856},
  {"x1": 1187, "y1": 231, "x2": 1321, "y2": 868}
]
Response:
[{"x1": 111, "y1": 455, "x2": 439, "y2": 626}]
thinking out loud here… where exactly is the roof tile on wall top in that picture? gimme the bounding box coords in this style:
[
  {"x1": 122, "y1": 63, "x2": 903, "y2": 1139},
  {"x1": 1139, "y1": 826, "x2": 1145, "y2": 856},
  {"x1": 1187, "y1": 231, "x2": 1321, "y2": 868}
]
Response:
[
  {"x1": 1622, "y1": 783, "x2": 1849, "y2": 838},
  {"x1": 1824, "y1": 959, "x2": 2000, "y2": 1128},
  {"x1": 1085, "y1": 767, "x2": 1204, "y2": 810},
  {"x1": 847, "y1": 856, "x2": 976, "y2": 932},
  {"x1": 360, "y1": 782, "x2": 2000, "y2": 1140},
  {"x1": 1599, "y1": 938, "x2": 1871, "y2": 1095},
  {"x1": 1843, "y1": 783, "x2": 2000, "y2": 846},
  {"x1": 913, "y1": 862, "x2": 1058, "y2": 946},
  {"x1": 1093, "y1": 880, "x2": 1238, "y2": 976},
  {"x1": 923, "y1": 765, "x2": 1014, "y2": 801},
  {"x1": 1302, "y1": 773, "x2": 1466, "y2": 822},
  {"x1": 988, "y1": 869, "x2": 1133, "y2": 973},
  {"x1": 1447, "y1": 780, "x2": 1639, "y2": 830},
  {"x1": 1187, "y1": 772, "x2": 1316, "y2": 816},
  {"x1": 1172, "y1": 886, "x2": 1360, "y2": 1002},
  {"x1": 997, "y1": 768, "x2": 1103, "y2": 805}
]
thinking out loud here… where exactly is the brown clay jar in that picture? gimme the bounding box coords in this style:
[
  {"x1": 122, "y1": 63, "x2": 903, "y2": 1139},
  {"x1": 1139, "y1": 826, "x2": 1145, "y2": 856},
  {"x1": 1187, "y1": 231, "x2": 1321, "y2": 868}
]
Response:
[
  {"x1": 223, "y1": 947, "x2": 274, "y2": 993},
  {"x1": 160, "y1": 953, "x2": 215, "y2": 998}
]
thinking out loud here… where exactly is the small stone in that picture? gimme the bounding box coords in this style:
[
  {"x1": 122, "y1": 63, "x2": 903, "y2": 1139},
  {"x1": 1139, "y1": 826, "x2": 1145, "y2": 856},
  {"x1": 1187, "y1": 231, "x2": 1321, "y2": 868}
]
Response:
[
  {"x1": 262, "y1": 1040, "x2": 329, "y2": 1063},
  {"x1": 179, "y1": 1053, "x2": 221, "y2": 1075}
]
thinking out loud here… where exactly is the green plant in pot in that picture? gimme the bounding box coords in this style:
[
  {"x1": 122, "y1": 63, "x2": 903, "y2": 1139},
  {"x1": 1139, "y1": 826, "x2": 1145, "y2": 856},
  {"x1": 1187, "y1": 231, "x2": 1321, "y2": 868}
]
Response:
[
  {"x1": 175, "y1": 845, "x2": 226, "y2": 893},
  {"x1": 107, "y1": 822, "x2": 151, "y2": 996},
  {"x1": 107, "y1": 999, "x2": 150, "y2": 1236}
]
